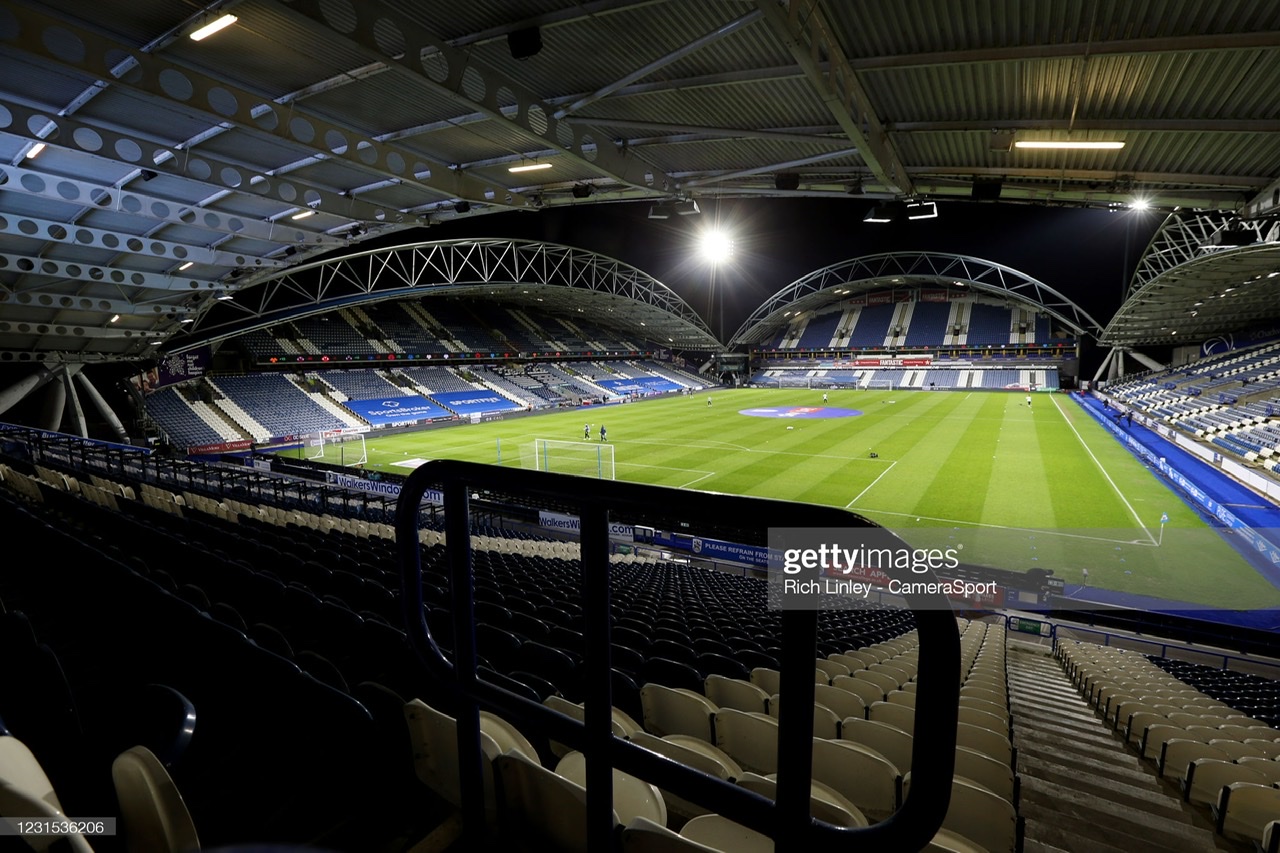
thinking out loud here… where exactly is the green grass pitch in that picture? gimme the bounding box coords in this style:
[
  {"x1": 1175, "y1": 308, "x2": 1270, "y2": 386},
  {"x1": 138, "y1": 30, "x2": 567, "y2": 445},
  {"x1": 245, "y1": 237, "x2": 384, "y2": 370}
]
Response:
[{"x1": 295, "y1": 389, "x2": 1280, "y2": 611}]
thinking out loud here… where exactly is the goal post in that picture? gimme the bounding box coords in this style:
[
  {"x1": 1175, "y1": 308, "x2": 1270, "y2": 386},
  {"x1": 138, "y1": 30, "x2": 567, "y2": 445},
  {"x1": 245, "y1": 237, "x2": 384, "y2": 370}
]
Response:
[
  {"x1": 303, "y1": 428, "x2": 368, "y2": 466},
  {"x1": 861, "y1": 378, "x2": 895, "y2": 391},
  {"x1": 520, "y1": 439, "x2": 616, "y2": 479}
]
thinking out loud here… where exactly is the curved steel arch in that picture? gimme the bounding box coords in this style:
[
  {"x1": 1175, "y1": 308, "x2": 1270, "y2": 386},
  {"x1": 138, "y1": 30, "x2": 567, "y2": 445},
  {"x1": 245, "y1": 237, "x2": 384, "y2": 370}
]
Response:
[
  {"x1": 1101, "y1": 210, "x2": 1280, "y2": 348},
  {"x1": 171, "y1": 239, "x2": 721, "y2": 352},
  {"x1": 729, "y1": 252, "x2": 1104, "y2": 347}
]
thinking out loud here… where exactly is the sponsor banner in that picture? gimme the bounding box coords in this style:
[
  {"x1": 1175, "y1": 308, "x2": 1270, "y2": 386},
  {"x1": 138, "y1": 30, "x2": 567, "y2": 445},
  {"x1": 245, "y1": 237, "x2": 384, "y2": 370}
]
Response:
[
  {"x1": 837, "y1": 358, "x2": 933, "y2": 368},
  {"x1": 158, "y1": 347, "x2": 210, "y2": 385},
  {"x1": 919, "y1": 289, "x2": 950, "y2": 302},
  {"x1": 866, "y1": 292, "x2": 892, "y2": 305},
  {"x1": 345, "y1": 395, "x2": 453, "y2": 426},
  {"x1": 187, "y1": 439, "x2": 253, "y2": 455},
  {"x1": 690, "y1": 536, "x2": 771, "y2": 566},
  {"x1": 323, "y1": 470, "x2": 443, "y2": 504},
  {"x1": 431, "y1": 391, "x2": 523, "y2": 416},
  {"x1": 596, "y1": 377, "x2": 683, "y2": 394},
  {"x1": 538, "y1": 510, "x2": 634, "y2": 539}
]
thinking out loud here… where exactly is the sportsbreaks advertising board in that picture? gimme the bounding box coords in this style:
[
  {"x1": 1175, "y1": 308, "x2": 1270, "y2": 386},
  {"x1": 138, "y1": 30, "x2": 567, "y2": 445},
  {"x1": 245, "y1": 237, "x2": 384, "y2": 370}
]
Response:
[
  {"x1": 595, "y1": 377, "x2": 684, "y2": 394},
  {"x1": 430, "y1": 391, "x2": 523, "y2": 416},
  {"x1": 345, "y1": 396, "x2": 453, "y2": 426}
]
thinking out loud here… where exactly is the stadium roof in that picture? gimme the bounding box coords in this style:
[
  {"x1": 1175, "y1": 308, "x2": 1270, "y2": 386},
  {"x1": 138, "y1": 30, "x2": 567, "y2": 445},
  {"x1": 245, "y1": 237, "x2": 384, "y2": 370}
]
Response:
[
  {"x1": 185, "y1": 238, "x2": 721, "y2": 352},
  {"x1": 3, "y1": 0, "x2": 1280, "y2": 363},
  {"x1": 730, "y1": 252, "x2": 1104, "y2": 347},
  {"x1": 1101, "y1": 210, "x2": 1280, "y2": 348}
]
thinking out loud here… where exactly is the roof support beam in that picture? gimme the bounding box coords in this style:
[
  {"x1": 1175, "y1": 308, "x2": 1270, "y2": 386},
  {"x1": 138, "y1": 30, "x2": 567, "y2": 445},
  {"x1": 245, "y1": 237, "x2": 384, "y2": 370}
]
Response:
[
  {"x1": 0, "y1": 158, "x2": 344, "y2": 249},
  {"x1": 755, "y1": 0, "x2": 912, "y2": 195},
  {"x1": 0, "y1": 252, "x2": 217, "y2": 298},
  {"x1": 888, "y1": 118, "x2": 1280, "y2": 134},
  {"x1": 553, "y1": 10, "x2": 764, "y2": 119},
  {"x1": 850, "y1": 31, "x2": 1280, "y2": 72},
  {"x1": 682, "y1": 148, "x2": 859, "y2": 188},
  {"x1": 0, "y1": 99, "x2": 407, "y2": 228},
  {"x1": 4, "y1": 3, "x2": 525, "y2": 211},
  {"x1": 561, "y1": 116, "x2": 846, "y2": 146},
  {"x1": 0, "y1": 212, "x2": 283, "y2": 271},
  {"x1": 283, "y1": 0, "x2": 678, "y2": 197}
]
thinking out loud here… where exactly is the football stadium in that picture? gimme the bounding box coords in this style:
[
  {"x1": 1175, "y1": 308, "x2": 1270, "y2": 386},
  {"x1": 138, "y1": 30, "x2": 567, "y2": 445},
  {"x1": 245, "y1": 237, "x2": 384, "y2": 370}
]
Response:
[{"x1": 2, "y1": 2, "x2": 1280, "y2": 852}]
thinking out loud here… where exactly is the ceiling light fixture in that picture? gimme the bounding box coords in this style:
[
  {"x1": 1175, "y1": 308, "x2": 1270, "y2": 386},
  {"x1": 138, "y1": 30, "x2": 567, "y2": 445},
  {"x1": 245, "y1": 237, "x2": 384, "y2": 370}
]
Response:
[
  {"x1": 906, "y1": 200, "x2": 938, "y2": 220},
  {"x1": 1014, "y1": 140, "x2": 1125, "y2": 150},
  {"x1": 290, "y1": 209, "x2": 315, "y2": 220},
  {"x1": 25, "y1": 142, "x2": 45, "y2": 159},
  {"x1": 509, "y1": 161, "x2": 552, "y2": 173},
  {"x1": 178, "y1": 261, "x2": 194, "y2": 271},
  {"x1": 110, "y1": 314, "x2": 120, "y2": 323},
  {"x1": 191, "y1": 14, "x2": 238, "y2": 41}
]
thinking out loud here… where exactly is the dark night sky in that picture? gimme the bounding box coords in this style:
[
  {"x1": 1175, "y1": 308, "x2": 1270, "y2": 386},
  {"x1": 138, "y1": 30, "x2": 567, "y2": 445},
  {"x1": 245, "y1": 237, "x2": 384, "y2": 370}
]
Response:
[{"x1": 401, "y1": 197, "x2": 1166, "y2": 344}]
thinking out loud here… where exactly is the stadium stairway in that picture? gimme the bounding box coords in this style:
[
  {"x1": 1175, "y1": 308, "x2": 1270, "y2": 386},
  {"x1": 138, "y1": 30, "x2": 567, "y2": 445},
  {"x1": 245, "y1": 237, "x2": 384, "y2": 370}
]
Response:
[{"x1": 1007, "y1": 645, "x2": 1234, "y2": 853}]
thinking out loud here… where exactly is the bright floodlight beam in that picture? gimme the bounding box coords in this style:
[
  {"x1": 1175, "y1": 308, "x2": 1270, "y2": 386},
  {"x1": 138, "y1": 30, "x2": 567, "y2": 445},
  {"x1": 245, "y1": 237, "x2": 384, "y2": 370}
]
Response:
[{"x1": 700, "y1": 229, "x2": 734, "y2": 263}]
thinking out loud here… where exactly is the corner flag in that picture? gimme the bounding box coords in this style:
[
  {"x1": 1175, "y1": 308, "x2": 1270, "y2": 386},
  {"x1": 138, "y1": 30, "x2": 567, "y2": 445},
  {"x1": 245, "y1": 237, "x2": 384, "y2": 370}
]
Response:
[{"x1": 1160, "y1": 512, "x2": 1169, "y2": 524}]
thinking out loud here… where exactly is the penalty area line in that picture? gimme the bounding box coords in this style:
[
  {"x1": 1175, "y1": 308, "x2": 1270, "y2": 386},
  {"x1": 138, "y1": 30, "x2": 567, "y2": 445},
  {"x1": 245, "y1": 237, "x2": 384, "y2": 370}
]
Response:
[{"x1": 846, "y1": 460, "x2": 898, "y2": 507}]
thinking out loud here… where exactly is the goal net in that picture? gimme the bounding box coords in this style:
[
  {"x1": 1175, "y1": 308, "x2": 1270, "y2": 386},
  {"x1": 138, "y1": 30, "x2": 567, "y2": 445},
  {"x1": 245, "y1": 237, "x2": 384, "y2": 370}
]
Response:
[
  {"x1": 521, "y1": 439, "x2": 616, "y2": 479},
  {"x1": 303, "y1": 429, "x2": 368, "y2": 466},
  {"x1": 861, "y1": 378, "x2": 895, "y2": 391}
]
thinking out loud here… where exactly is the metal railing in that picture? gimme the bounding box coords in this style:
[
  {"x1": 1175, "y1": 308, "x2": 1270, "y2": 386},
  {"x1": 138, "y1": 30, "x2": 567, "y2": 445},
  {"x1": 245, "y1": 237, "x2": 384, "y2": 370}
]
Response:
[{"x1": 395, "y1": 459, "x2": 961, "y2": 850}]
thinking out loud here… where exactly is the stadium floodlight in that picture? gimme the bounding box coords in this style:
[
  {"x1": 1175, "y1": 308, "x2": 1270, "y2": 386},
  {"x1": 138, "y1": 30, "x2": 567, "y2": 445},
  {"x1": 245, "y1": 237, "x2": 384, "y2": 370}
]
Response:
[
  {"x1": 864, "y1": 200, "x2": 907, "y2": 223},
  {"x1": 700, "y1": 228, "x2": 734, "y2": 263}
]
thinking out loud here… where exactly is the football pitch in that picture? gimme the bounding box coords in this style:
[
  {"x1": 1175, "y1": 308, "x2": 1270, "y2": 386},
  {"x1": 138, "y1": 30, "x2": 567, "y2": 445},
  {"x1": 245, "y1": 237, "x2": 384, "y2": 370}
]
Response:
[{"x1": 306, "y1": 389, "x2": 1280, "y2": 612}]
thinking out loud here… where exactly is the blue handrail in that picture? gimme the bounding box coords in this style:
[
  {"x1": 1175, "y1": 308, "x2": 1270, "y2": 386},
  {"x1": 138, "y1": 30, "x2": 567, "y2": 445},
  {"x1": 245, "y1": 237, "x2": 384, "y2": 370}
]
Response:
[{"x1": 396, "y1": 459, "x2": 961, "y2": 850}]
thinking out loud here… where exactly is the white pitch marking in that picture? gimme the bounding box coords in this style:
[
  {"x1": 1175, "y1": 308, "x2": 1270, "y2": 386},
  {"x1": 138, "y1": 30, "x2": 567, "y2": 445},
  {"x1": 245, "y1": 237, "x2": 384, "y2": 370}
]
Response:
[
  {"x1": 860, "y1": 509, "x2": 1157, "y2": 546},
  {"x1": 846, "y1": 460, "x2": 898, "y2": 507},
  {"x1": 1050, "y1": 394, "x2": 1158, "y2": 544}
]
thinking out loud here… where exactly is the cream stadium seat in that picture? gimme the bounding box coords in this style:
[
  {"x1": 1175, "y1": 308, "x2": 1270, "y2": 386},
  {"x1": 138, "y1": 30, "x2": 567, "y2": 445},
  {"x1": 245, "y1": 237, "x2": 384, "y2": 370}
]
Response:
[
  {"x1": 704, "y1": 675, "x2": 769, "y2": 715},
  {"x1": 641, "y1": 685, "x2": 718, "y2": 743}
]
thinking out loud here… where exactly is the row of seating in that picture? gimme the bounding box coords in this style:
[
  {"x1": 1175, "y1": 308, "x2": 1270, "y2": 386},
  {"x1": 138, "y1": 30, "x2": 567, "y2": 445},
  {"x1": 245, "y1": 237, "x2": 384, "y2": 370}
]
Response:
[
  {"x1": 403, "y1": 621, "x2": 1019, "y2": 852},
  {"x1": 1057, "y1": 640, "x2": 1280, "y2": 848},
  {"x1": 1, "y1": 453, "x2": 1011, "y2": 850},
  {"x1": 1149, "y1": 655, "x2": 1280, "y2": 727}
]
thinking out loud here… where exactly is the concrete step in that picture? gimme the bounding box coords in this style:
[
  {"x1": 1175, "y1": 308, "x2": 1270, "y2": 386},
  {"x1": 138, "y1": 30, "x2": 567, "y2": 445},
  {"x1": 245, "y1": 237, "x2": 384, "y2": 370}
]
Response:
[
  {"x1": 1005, "y1": 647, "x2": 1233, "y2": 853},
  {"x1": 1015, "y1": 754, "x2": 1187, "y2": 818},
  {"x1": 1011, "y1": 716, "x2": 1127, "y2": 750},
  {"x1": 1021, "y1": 816, "x2": 1141, "y2": 853},
  {"x1": 1015, "y1": 747, "x2": 1161, "y2": 791}
]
